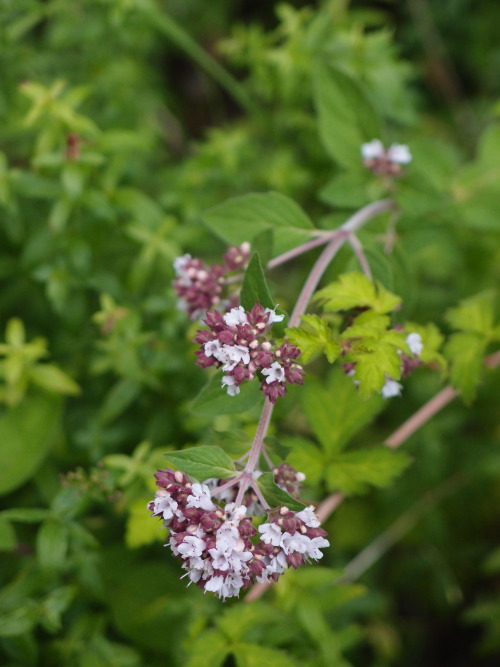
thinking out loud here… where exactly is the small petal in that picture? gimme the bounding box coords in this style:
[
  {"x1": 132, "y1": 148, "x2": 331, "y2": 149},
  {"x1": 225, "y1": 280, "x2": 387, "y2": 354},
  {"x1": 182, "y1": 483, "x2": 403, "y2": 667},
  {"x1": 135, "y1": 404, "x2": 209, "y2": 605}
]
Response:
[
  {"x1": 361, "y1": 139, "x2": 384, "y2": 160},
  {"x1": 381, "y1": 377, "x2": 403, "y2": 399},
  {"x1": 387, "y1": 143, "x2": 412, "y2": 165},
  {"x1": 406, "y1": 332, "x2": 423, "y2": 356}
]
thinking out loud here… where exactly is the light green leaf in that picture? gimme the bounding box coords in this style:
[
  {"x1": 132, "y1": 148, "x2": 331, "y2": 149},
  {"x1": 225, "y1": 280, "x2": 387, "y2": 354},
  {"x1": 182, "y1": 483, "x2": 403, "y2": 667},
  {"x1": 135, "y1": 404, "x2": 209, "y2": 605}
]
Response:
[
  {"x1": 164, "y1": 445, "x2": 236, "y2": 481},
  {"x1": 126, "y1": 497, "x2": 164, "y2": 549},
  {"x1": 445, "y1": 291, "x2": 497, "y2": 338},
  {"x1": 256, "y1": 473, "x2": 306, "y2": 511},
  {"x1": 185, "y1": 630, "x2": 229, "y2": 667},
  {"x1": 315, "y1": 272, "x2": 401, "y2": 315},
  {"x1": 0, "y1": 508, "x2": 50, "y2": 523},
  {"x1": 30, "y1": 364, "x2": 80, "y2": 396},
  {"x1": 313, "y1": 63, "x2": 382, "y2": 169},
  {"x1": 202, "y1": 192, "x2": 314, "y2": 256},
  {"x1": 217, "y1": 603, "x2": 279, "y2": 642},
  {"x1": 445, "y1": 332, "x2": 488, "y2": 402},
  {"x1": 326, "y1": 448, "x2": 411, "y2": 494},
  {"x1": 284, "y1": 437, "x2": 325, "y2": 485},
  {"x1": 234, "y1": 643, "x2": 297, "y2": 667},
  {"x1": 287, "y1": 315, "x2": 341, "y2": 364},
  {"x1": 241, "y1": 252, "x2": 275, "y2": 312},
  {"x1": 0, "y1": 395, "x2": 61, "y2": 495},
  {"x1": 191, "y1": 371, "x2": 263, "y2": 416},
  {"x1": 349, "y1": 340, "x2": 402, "y2": 397},
  {"x1": 301, "y1": 369, "x2": 383, "y2": 454}
]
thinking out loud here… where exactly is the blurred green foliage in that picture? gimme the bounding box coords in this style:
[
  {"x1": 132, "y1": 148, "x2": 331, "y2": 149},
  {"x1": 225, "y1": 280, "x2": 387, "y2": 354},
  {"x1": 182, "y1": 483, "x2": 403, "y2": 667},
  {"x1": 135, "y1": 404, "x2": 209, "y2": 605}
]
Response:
[{"x1": 0, "y1": 1, "x2": 499, "y2": 666}]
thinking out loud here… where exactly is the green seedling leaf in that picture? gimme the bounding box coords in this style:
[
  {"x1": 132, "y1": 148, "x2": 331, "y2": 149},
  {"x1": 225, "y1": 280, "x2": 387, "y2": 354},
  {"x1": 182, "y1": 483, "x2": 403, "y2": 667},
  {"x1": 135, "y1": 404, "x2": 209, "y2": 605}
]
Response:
[
  {"x1": 185, "y1": 630, "x2": 229, "y2": 667},
  {"x1": 315, "y1": 272, "x2": 401, "y2": 314},
  {"x1": 164, "y1": 445, "x2": 236, "y2": 481},
  {"x1": 30, "y1": 364, "x2": 80, "y2": 396},
  {"x1": 202, "y1": 192, "x2": 315, "y2": 255},
  {"x1": 241, "y1": 252, "x2": 275, "y2": 312},
  {"x1": 348, "y1": 338, "x2": 403, "y2": 397},
  {"x1": 326, "y1": 447, "x2": 411, "y2": 494},
  {"x1": 192, "y1": 371, "x2": 263, "y2": 416},
  {"x1": 445, "y1": 290, "x2": 497, "y2": 338},
  {"x1": 256, "y1": 472, "x2": 306, "y2": 511}
]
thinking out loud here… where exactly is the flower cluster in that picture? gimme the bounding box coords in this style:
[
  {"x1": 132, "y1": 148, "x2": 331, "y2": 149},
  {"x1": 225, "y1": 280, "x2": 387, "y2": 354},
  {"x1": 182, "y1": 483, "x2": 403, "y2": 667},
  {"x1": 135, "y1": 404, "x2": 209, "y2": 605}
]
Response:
[
  {"x1": 173, "y1": 243, "x2": 250, "y2": 320},
  {"x1": 149, "y1": 468, "x2": 329, "y2": 600},
  {"x1": 194, "y1": 303, "x2": 305, "y2": 403},
  {"x1": 361, "y1": 139, "x2": 412, "y2": 176}
]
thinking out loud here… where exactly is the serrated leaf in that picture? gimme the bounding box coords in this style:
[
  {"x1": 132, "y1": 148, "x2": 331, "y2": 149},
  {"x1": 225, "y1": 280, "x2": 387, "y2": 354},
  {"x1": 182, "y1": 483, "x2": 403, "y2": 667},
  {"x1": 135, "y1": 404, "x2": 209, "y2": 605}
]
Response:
[
  {"x1": 444, "y1": 332, "x2": 487, "y2": 402},
  {"x1": 234, "y1": 643, "x2": 297, "y2": 667},
  {"x1": 313, "y1": 62, "x2": 382, "y2": 169},
  {"x1": 302, "y1": 369, "x2": 383, "y2": 454},
  {"x1": 404, "y1": 321, "x2": 446, "y2": 369},
  {"x1": 315, "y1": 272, "x2": 401, "y2": 315},
  {"x1": 284, "y1": 437, "x2": 325, "y2": 485},
  {"x1": 191, "y1": 371, "x2": 263, "y2": 416},
  {"x1": 287, "y1": 314, "x2": 341, "y2": 364},
  {"x1": 185, "y1": 630, "x2": 229, "y2": 667},
  {"x1": 349, "y1": 340, "x2": 402, "y2": 397},
  {"x1": 326, "y1": 448, "x2": 411, "y2": 494},
  {"x1": 202, "y1": 192, "x2": 314, "y2": 256},
  {"x1": 164, "y1": 445, "x2": 236, "y2": 481},
  {"x1": 256, "y1": 473, "x2": 306, "y2": 511},
  {"x1": 241, "y1": 252, "x2": 275, "y2": 312},
  {"x1": 445, "y1": 291, "x2": 497, "y2": 337}
]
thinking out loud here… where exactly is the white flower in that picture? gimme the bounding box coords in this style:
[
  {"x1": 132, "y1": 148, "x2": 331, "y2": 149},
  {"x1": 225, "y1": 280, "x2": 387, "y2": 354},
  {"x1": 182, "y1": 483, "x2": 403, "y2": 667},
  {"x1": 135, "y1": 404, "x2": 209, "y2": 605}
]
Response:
[
  {"x1": 265, "y1": 306, "x2": 285, "y2": 324},
  {"x1": 387, "y1": 143, "x2": 412, "y2": 164},
  {"x1": 381, "y1": 377, "x2": 403, "y2": 399},
  {"x1": 305, "y1": 536, "x2": 330, "y2": 560},
  {"x1": 258, "y1": 522, "x2": 283, "y2": 546},
  {"x1": 204, "y1": 339, "x2": 222, "y2": 358},
  {"x1": 281, "y1": 532, "x2": 310, "y2": 555},
  {"x1": 152, "y1": 494, "x2": 178, "y2": 521},
  {"x1": 262, "y1": 361, "x2": 285, "y2": 384},
  {"x1": 177, "y1": 535, "x2": 206, "y2": 559},
  {"x1": 223, "y1": 306, "x2": 248, "y2": 327},
  {"x1": 221, "y1": 375, "x2": 240, "y2": 396},
  {"x1": 223, "y1": 503, "x2": 247, "y2": 523},
  {"x1": 406, "y1": 332, "x2": 423, "y2": 356},
  {"x1": 361, "y1": 139, "x2": 384, "y2": 160},
  {"x1": 296, "y1": 506, "x2": 320, "y2": 528},
  {"x1": 215, "y1": 523, "x2": 240, "y2": 551},
  {"x1": 220, "y1": 344, "x2": 250, "y2": 371},
  {"x1": 173, "y1": 254, "x2": 192, "y2": 278},
  {"x1": 186, "y1": 483, "x2": 216, "y2": 511}
]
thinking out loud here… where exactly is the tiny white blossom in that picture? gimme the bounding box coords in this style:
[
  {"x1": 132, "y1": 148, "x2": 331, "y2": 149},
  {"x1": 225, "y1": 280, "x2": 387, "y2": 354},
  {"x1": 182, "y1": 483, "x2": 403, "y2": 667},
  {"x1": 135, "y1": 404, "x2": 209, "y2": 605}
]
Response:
[
  {"x1": 221, "y1": 375, "x2": 240, "y2": 396},
  {"x1": 387, "y1": 143, "x2": 412, "y2": 164},
  {"x1": 177, "y1": 535, "x2": 206, "y2": 559},
  {"x1": 152, "y1": 495, "x2": 178, "y2": 521},
  {"x1": 258, "y1": 522, "x2": 283, "y2": 546},
  {"x1": 381, "y1": 377, "x2": 403, "y2": 399},
  {"x1": 215, "y1": 523, "x2": 240, "y2": 551},
  {"x1": 173, "y1": 254, "x2": 192, "y2": 277},
  {"x1": 186, "y1": 483, "x2": 216, "y2": 511},
  {"x1": 262, "y1": 361, "x2": 285, "y2": 384},
  {"x1": 220, "y1": 344, "x2": 250, "y2": 371},
  {"x1": 265, "y1": 306, "x2": 285, "y2": 324},
  {"x1": 223, "y1": 503, "x2": 247, "y2": 523},
  {"x1": 204, "y1": 339, "x2": 222, "y2": 358},
  {"x1": 406, "y1": 332, "x2": 423, "y2": 356},
  {"x1": 223, "y1": 306, "x2": 248, "y2": 327},
  {"x1": 305, "y1": 536, "x2": 330, "y2": 560},
  {"x1": 281, "y1": 532, "x2": 310, "y2": 555},
  {"x1": 361, "y1": 139, "x2": 384, "y2": 160},
  {"x1": 296, "y1": 506, "x2": 320, "y2": 528}
]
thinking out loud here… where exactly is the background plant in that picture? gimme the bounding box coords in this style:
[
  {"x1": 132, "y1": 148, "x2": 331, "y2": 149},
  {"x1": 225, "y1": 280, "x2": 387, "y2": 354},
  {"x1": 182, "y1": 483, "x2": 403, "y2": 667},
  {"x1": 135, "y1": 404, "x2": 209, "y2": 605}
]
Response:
[{"x1": 0, "y1": 1, "x2": 499, "y2": 666}]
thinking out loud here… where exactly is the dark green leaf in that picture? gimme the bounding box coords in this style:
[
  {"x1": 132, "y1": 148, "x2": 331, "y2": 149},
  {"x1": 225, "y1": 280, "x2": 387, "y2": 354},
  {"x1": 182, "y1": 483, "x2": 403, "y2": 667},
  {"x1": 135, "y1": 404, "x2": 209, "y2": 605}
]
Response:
[
  {"x1": 164, "y1": 445, "x2": 236, "y2": 481},
  {"x1": 191, "y1": 371, "x2": 263, "y2": 416},
  {"x1": 256, "y1": 472, "x2": 306, "y2": 511},
  {"x1": 37, "y1": 520, "x2": 69, "y2": 572},
  {"x1": 241, "y1": 252, "x2": 275, "y2": 312}
]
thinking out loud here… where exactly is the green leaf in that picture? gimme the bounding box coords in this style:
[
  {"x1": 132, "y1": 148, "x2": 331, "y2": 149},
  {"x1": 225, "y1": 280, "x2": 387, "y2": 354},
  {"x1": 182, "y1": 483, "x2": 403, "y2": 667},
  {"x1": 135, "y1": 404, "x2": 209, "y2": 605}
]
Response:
[
  {"x1": 185, "y1": 630, "x2": 229, "y2": 667},
  {"x1": 445, "y1": 332, "x2": 488, "y2": 402},
  {"x1": 99, "y1": 378, "x2": 141, "y2": 424},
  {"x1": 348, "y1": 339, "x2": 403, "y2": 397},
  {"x1": 0, "y1": 518, "x2": 16, "y2": 551},
  {"x1": 234, "y1": 643, "x2": 297, "y2": 667},
  {"x1": 206, "y1": 429, "x2": 252, "y2": 458},
  {"x1": 315, "y1": 272, "x2": 401, "y2": 315},
  {"x1": 241, "y1": 252, "x2": 275, "y2": 312},
  {"x1": 326, "y1": 448, "x2": 411, "y2": 494},
  {"x1": 255, "y1": 472, "x2": 306, "y2": 511},
  {"x1": 251, "y1": 228, "x2": 274, "y2": 266},
  {"x1": 287, "y1": 315, "x2": 341, "y2": 364},
  {"x1": 191, "y1": 371, "x2": 263, "y2": 416},
  {"x1": 37, "y1": 520, "x2": 69, "y2": 572},
  {"x1": 164, "y1": 445, "x2": 236, "y2": 481},
  {"x1": 202, "y1": 192, "x2": 315, "y2": 256},
  {"x1": 0, "y1": 395, "x2": 61, "y2": 495},
  {"x1": 404, "y1": 321, "x2": 446, "y2": 370},
  {"x1": 264, "y1": 436, "x2": 292, "y2": 462},
  {"x1": 284, "y1": 437, "x2": 325, "y2": 485},
  {"x1": 313, "y1": 62, "x2": 382, "y2": 169},
  {"x1": 216, "y1": 603, "x2": 280, "y2": 642},
  {"x1": 319, "y1": 171, "x2": 372, "y2": 208},
  {"x1": 0, "y1": 508, "x2": 50, "y2": 523},
  {"x1": 0, "y1": 606, "x2": 38, "y2": 638},
  {"x1": 301, "y1": 369, "x2": 383, "y2": 454},
  {"x1": 30, "y1": 364, "x2": 80, "y2": 396},
  {"x1": 445, "y1": 291, "x2": 497, "y2": 338},
  {"x1": 126, "y1": 497, "x2": 164, "y2": 549}
]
